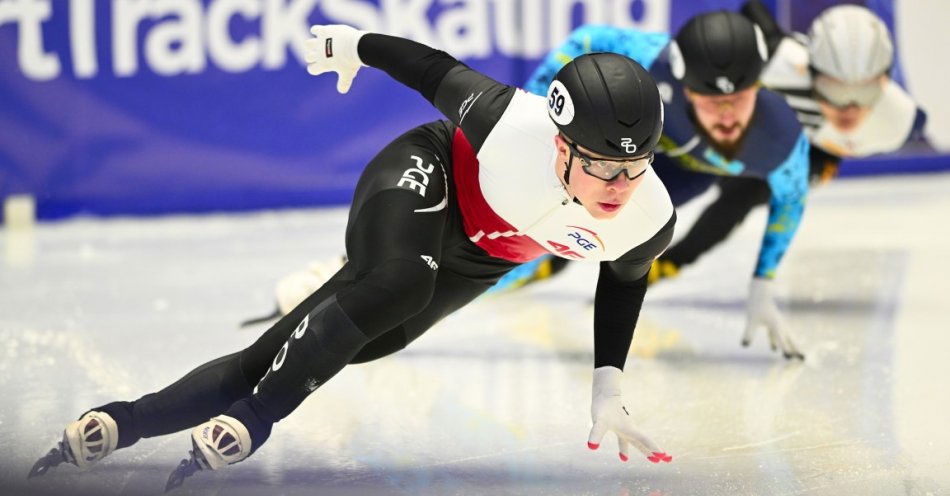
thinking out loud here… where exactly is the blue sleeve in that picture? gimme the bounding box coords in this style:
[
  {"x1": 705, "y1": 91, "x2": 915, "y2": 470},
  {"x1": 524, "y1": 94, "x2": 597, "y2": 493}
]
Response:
[
  {"x1": 756, "y1": 131, "x2": 810, "y2": 278},
  {"x1": 523, "y1": 25, "x2": 670, "y2": 96},
  {"x1": 904, "y1": 108, "x2": 929, "y2": 146}
]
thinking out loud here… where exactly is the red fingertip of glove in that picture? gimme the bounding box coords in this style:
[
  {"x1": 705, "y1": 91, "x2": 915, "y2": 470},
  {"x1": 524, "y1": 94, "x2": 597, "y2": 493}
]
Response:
[
  {"x1": 619, "y1": 453, "x2": 629, "y2": 462},
  {"x1": 647, "y1": 451, "x2": 672, "y2": 463},
  {"x1": 587, "y1": 442, "x2": 599, "y2": 450}
]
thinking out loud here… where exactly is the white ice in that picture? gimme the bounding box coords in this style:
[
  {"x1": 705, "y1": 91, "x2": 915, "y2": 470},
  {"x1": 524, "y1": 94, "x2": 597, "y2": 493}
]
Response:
[{"x1": 2, "y1": 173, "x2": 949, "y2": 495}]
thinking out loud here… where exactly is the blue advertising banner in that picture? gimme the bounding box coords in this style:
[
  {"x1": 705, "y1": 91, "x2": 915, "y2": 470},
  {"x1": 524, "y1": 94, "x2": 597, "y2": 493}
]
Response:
[{"x1": 0, "y1": 0, "x2": 912, "y2": 219}]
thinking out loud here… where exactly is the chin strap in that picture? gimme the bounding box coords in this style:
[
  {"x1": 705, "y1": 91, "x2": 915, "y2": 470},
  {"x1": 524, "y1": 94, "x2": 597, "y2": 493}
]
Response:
[{"x1": 561, "y1": 157, "x2": 583, "y2": 206}]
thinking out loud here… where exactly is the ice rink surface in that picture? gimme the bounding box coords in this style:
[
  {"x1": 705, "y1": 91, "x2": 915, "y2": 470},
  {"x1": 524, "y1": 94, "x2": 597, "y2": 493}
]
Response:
[{"x1": 2, "y1": 173, "x2": 949, "y2": 496}]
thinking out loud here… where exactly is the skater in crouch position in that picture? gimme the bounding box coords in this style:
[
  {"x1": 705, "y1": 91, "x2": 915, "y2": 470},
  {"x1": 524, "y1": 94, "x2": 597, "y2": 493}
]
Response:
[
  {"x1": 30, "y1": 24, "x2": 676, "y2": 489},
  {"x1": 271, "y1": 11, "x2": 812, "y2": 360}
]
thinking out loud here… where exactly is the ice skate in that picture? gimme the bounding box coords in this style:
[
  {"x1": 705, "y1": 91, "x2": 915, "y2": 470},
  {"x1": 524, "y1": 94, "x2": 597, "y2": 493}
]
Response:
[
  {"x1": 165, "y1": 415, "x2": 252, "y2": 492},
  {"x1": 28, "y1": 411, "x2": 119, "y2": 478}
]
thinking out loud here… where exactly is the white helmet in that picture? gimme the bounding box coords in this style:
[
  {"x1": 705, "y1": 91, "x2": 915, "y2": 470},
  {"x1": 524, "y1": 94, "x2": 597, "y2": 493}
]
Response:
[{"x1": 808, "y1": 5, "x2": 894, "y2": 83}]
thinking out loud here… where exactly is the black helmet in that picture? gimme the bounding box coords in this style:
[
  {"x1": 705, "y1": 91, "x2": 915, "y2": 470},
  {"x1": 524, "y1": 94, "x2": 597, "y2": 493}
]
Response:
[
  {"x1": 671, "y1": 10, "x2": 768, "y2": 95},
  {"x1": 546, "y1": 52, "x2": 663, "y2": 158}
]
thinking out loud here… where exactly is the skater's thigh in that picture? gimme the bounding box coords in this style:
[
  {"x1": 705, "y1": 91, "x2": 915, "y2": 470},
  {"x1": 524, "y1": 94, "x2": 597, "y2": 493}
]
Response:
[
  {"x1": 351, "y1": 261, "x2": 509, "y2": 363},
  {"x1": 400, "y1": 267, "x2": 496, "y2": 344},
  {"x1": 344, "y1": 133, "x2": 451, "y2": 273},
  {"x1": 242, "y1": 128, "x2": 450, "y2": 364}
]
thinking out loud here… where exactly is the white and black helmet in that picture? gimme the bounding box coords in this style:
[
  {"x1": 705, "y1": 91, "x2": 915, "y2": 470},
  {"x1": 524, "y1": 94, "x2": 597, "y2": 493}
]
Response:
[
  {"x1": 547, "y1": 53, "x2": 664, "y2": 158},
  {"x1": 670, "y1": 11, "x2": 769, "y2": 95},
  {"x1": 808, "y1": 5, "x2": 894, "y2": 83}
]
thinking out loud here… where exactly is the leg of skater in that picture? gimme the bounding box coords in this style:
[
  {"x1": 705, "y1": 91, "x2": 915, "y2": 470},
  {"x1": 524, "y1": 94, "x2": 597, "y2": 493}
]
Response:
[
  {"x1": 27, "y1": 269, "x2": 353, "y2": 478},
  {"x1": 31, "y1": 124, "x2": 458, "y2": 480},
  {"x1": 163, "y1": 126, "x2": 493, "y2": 487},
  {"x1": 651, "y1": 176, "x2": 770, "y2": 283}
]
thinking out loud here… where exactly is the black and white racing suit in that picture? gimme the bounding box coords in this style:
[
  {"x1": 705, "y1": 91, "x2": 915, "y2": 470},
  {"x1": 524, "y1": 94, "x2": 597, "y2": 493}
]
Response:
[{"x1": 92, "y1": 34, "x2": 675, "y2": 449}]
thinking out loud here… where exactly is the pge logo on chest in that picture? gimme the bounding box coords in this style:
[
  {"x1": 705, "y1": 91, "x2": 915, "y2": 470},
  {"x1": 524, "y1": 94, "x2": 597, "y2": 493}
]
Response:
[
  {"x1": 567, "y1": 226, "x2": 604, "y2": 252},
  {"x1": 547, "y1": 226, "x2": 605, "y2": 259}
]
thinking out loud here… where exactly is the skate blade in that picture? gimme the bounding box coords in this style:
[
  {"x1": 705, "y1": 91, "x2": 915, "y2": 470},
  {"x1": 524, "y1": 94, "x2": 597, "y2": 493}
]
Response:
[
  {"x1": 783, "y1": 350, "x2": 805, "y2": 361},
  {"x1": 238, "y1": 306, "x2": 282, "y2": 329},
  {"x1": 27, "y1": 444, "x2": 68, "y2": 479},
  {"x1": 164, "y1": 451, "x2": 203, "y2": 493}
]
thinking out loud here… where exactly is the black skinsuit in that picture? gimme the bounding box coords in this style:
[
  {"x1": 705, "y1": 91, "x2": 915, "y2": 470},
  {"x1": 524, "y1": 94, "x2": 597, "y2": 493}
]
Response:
[{"x1": 93, "y1": 33, "x2": 673, "y2": 453}]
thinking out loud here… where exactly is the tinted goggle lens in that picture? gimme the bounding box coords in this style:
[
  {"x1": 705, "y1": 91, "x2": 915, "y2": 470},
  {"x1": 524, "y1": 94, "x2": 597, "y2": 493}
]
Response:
[
  {"x1": 567, "y1": 141, "x2": 653, "y2": 181},
  {"x1": 813, "y1": 76, "x2": 883, "y2": 108},
  {"x1": 582, "y1": 154, "x2": 654, "y2": 181}
]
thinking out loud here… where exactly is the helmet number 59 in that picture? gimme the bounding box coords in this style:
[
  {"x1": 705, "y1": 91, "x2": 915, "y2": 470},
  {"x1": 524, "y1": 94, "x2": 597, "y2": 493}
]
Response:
[{"x1": 549, "y1": 87, "x2": 565, "y2": 116}]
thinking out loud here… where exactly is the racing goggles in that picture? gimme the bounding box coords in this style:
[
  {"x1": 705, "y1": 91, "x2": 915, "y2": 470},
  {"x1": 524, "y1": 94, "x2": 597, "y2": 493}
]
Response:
[
  {"x1": 566, "y1": 140, "x2": 654, "y2": 182},
  {"x1": 813, "y1": 74, "x2": 884, "y2": 108}
]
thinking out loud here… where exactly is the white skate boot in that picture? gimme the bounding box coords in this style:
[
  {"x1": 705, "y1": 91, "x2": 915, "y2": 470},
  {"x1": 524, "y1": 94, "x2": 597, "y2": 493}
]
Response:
[
  {"x1": 164, "y1": 415, "x2": 252, "y2": 492},
  {"x1": 28, "y1": 411, "x2": 119, "y2": 478}
]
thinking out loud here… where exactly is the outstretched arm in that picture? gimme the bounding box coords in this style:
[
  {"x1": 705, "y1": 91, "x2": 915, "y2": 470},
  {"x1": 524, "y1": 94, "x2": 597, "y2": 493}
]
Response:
[
  {"x1": 740, "y1": 131, "x2": 810, "y2": 360},
  {"x1": 305, "y1": 25, "x2": 515, "y2": 151},
  {"x1": 586, "y1": 214, "x2": 674, "y2": 464},
  {"x1": 756, "y1": 132, "x2": 810, "y2": 279},
  {"x1": 524, "y1": 25, "x2": 670, "y2": 96},
  {"x1": 593, "y1": 214, "x2": 675, "y2": 371}
]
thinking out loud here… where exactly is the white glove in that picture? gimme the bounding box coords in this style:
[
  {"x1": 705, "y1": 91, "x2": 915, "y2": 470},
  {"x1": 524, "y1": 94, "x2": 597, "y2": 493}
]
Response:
[
  {"x1": 588, "y1": 366, "x2": 672, "y2": 464},
  {"x1": 304, "y1": 25, "x2": 367, "y2": 94},
  {"x1": 742, "y1": 278, "x2": 804, "y2": 360}
]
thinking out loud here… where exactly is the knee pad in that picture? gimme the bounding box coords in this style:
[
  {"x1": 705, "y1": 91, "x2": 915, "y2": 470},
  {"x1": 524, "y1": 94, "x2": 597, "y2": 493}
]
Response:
[{"x1": 252, "y1": 297, "x2": 368, "y2": 422}]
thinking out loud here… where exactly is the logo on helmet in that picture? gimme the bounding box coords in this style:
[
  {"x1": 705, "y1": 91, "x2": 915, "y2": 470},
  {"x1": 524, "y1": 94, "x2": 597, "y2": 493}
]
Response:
[
  {"x1": 546, "y1": 80, "x2": 575, "y2": 125},
  {"x1": 715, "y1": 77, "x2": 735, "y2": 94},
  {"x1": 619, "y1": 138, "x2": 638, "y2": 154}
]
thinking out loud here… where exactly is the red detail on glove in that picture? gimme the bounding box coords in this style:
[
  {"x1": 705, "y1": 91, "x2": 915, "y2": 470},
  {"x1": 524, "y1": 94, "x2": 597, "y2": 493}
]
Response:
[
  {"x1": 647, "y1": 451, "x2": 672, "y2": 463},
  {"x1": 587, "y1": 442, "x2": 599, "y2": 450},
  {"x1": 619, "y1": 453, "x2": 629, "y2": 462}
]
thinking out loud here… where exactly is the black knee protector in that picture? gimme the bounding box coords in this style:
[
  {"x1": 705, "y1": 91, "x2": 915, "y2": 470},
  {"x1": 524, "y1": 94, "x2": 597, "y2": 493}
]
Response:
[{"x1": 251, "y1": 297, "x2": 368, "y2": 423}]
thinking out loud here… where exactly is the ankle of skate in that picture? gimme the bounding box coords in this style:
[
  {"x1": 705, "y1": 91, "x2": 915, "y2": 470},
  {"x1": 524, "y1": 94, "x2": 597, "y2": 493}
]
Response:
[
  {"x1": 64, "y1": 411, "x2": 119, "y2": 469},
  {"x1": 191, "y1": 415, "x2": 253, "y2": 470}
]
